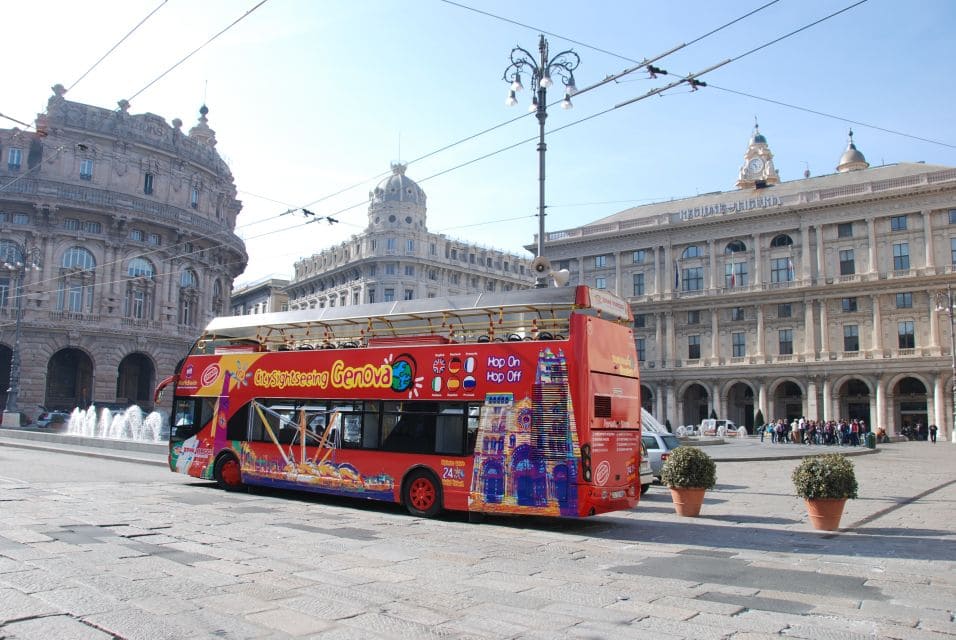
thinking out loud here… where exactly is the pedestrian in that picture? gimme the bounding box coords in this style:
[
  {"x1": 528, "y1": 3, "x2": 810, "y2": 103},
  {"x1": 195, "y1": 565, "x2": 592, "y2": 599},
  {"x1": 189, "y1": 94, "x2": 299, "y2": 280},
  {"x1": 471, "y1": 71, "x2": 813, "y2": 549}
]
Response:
[
  {"x1": 929, "y1": 424, "x2": 938, "y2": 443},
  {"x1": 759, "y1": 422, "x2": 766, "y2": 442}
]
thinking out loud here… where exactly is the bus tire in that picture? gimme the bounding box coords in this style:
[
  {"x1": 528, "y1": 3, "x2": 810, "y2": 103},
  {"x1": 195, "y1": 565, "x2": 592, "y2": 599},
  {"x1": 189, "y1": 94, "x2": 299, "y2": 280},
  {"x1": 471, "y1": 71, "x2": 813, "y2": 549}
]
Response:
[
  {"x1": 403, "y1": 469, "x2": 442, "y2": 518},
  {"x1": 213, "y1": 453, "x2": 243, "y2": 491}
]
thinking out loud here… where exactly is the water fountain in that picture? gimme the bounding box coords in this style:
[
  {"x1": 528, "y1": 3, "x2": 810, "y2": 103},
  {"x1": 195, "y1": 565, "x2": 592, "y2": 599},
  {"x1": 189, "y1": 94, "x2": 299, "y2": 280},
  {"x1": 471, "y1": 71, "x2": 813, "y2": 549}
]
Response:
[{"x1": 65, "y1": 405, "x2": 168, "y2": 442}]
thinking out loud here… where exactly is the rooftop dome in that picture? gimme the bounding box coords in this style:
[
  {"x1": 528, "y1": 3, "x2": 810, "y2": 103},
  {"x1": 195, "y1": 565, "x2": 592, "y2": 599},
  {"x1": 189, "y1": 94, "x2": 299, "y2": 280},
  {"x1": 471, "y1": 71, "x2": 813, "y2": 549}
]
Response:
[
  {"x1": 751, "y1": 123, "x2": 767, "y2": 145},
  {"x1": 369, "y1": 163, "x2": 426, "y2": 205},
  {"x1": 837, "y1": 129, "x2": 869, "y2": 173}
]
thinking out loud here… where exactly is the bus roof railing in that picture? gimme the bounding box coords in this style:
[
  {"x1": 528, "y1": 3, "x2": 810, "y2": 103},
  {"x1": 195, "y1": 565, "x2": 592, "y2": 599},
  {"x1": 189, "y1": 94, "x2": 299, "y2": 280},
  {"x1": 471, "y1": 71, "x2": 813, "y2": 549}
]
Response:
[{"x1": 198, "y1": 285, "x2": 631, "y2": 352}]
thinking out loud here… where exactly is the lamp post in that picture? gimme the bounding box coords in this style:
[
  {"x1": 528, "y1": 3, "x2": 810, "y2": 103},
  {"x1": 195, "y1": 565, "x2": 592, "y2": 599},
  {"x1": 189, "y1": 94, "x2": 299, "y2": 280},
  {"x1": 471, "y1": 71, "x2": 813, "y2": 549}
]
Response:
[
  {"x1": 503, "y1": 35, "x2": 579, "y2": 288},
  {"x1": 934, "y1": 285, "x2": 956, "y2": 443},
  {"x1": 2, "y1": 244, "x2": 41, "y2": 425}
]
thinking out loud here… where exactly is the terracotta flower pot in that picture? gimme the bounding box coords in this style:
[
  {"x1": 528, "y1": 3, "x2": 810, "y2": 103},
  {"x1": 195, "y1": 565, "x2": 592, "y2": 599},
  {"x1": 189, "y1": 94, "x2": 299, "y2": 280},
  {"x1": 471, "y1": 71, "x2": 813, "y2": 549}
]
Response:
[
  {"x1": 669, "y1": 487, "x2": 707, "y2": 517},
  {"x1": 805, "y1": 498, "x2": 847, "y2": 531}
]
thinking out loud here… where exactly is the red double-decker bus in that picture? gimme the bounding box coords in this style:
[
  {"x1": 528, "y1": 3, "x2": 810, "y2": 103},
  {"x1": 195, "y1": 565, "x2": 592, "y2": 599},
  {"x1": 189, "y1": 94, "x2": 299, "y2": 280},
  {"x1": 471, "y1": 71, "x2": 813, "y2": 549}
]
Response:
[{"x1": 156, "y1": 285, "x2": 642, "y2": 518}]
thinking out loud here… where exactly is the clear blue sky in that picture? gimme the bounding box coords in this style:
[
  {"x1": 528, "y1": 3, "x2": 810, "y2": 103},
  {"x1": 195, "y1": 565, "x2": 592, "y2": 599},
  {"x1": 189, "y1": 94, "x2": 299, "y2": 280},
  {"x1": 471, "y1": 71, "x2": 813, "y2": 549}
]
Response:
[{"x1": 4, "y1": 0, "x2": 954, "y2": 287}]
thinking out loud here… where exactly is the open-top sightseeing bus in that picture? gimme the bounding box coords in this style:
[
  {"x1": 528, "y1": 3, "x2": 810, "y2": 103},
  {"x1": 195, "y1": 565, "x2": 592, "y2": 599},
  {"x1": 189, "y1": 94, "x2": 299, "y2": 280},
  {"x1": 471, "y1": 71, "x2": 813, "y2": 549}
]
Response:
[{"x1": 156, "y1": 285, "x2": 643, "y2": 518}]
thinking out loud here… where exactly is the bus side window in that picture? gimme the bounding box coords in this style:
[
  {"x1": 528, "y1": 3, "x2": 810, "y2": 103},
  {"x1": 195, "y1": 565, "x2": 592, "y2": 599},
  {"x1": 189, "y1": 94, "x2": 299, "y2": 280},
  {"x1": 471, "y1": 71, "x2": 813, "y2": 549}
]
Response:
[
  {"x1": 227, "y1": 403, "x2": 250, "y2": 440},
  {"x1": 362, "y1": 403, "x2": 381, "y2": 449},
  {"x1": 435, "y1": 414, "x2": 465, "y2": 455}
]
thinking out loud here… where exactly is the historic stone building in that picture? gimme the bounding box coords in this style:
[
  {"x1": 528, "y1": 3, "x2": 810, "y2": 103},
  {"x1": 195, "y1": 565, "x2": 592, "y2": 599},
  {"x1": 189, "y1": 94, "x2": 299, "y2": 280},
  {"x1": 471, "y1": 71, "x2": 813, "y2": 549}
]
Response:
[
  {"x1": 0, "y1": 85, "x2": 246, "y2": 423},
  {"x1": 543, "y1": 126, "x2": 956, "y2": 440},
  {"x1": 286, "y1": 163, "x2": 532, "y2": 308},
  {"x1": 230, "y1": 277, "x2": 289, "y2": 316}
]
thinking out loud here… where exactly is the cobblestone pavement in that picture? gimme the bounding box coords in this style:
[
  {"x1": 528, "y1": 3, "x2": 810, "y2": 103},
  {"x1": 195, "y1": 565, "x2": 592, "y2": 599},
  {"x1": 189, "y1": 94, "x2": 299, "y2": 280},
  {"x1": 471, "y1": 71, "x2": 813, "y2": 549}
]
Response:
[{"x1": 0, "y1": 432, "x2": 953, "y2": 639}]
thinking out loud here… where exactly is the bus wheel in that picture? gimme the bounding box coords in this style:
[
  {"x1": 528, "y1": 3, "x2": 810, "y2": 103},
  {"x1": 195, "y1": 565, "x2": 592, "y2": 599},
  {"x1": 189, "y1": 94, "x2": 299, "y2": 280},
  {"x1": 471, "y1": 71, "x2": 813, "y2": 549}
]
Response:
[
  {"x1": 214, "y1": 453, "x2": 242, "y2": 491},
  {"x1": 403, "y1": 470, "x2": 442, "y2": 518}
]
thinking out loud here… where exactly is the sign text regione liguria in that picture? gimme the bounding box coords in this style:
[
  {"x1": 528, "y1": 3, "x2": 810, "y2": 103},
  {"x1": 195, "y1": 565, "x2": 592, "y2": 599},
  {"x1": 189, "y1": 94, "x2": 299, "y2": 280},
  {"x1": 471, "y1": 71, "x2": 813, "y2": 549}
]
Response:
[{"x1": 678, "y1": 195, "x2": 781, "y2": 222}]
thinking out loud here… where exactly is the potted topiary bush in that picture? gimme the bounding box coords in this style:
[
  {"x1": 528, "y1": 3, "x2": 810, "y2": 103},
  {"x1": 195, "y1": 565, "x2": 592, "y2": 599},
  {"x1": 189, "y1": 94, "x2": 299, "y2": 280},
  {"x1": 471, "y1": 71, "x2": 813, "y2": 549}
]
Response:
[
  {"x1": 660, "y1": 446, "x2": 716, "y2": 516},
  {"x1": 792, "y1": 453, "x2": 858, "y2": 530}
]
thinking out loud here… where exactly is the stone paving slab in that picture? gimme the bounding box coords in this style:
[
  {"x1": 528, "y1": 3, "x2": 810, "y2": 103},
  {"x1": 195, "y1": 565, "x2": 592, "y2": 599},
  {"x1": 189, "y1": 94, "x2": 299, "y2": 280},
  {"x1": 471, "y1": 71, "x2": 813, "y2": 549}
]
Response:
[{"x1": 1, "y1": 431, "x2": 954, "y2": 639}]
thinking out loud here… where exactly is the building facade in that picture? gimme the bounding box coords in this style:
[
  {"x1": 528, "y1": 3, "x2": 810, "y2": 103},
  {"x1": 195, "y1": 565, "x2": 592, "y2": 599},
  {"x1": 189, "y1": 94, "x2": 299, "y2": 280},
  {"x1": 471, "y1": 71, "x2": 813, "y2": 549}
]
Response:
[
  {"x1": 543, "y1": 127, "x2": 956, "y2": 440},
  {"x1": 230, "y1": 277, "x2": 289, "y2": 316},
  {"x1": 286, "y1": 163, "x2": 532, "y2": 308},
  {"x1": 0, "y1": 85, "x2": 246, "y2": 422}
]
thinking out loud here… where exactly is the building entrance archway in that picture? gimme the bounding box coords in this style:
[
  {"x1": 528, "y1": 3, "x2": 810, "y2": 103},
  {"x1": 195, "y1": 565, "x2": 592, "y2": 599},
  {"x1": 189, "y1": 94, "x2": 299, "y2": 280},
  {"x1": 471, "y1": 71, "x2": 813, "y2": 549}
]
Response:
[
  {"x1": 45, "y1": 348, "x2": 93, "y2": 410},
  {"x1": 681, "y1": 383, "x2": 709, "y2": 427},
  {"x1": 773, "y1": 381, "x2": 803, "y2": 422},
  {"x1": 726, "y1": 382, "x2": 755, "y2": 433},
  {"x1": 839, "y1": 378, "x2": 871, "y2": 425},
  {"x1": 894, "y1": 376, "x2": 928, "y2": 438},
  {"x1": 116, "y1": 352, "x2": 156, "y2": 410}
]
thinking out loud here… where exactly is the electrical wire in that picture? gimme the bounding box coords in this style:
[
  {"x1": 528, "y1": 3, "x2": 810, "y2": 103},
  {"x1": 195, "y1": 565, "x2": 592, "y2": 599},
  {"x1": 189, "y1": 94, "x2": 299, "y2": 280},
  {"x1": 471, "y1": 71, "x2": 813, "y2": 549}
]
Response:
[
  {"x1": 124, "y1": 0, "x2": 270, "y2": 104},
  {"x1": 67, "y1": 0, "x2": 169, "y2": 92},
  {"x1": 708, "y1": 84, "x2": 956, "y2": 150}
]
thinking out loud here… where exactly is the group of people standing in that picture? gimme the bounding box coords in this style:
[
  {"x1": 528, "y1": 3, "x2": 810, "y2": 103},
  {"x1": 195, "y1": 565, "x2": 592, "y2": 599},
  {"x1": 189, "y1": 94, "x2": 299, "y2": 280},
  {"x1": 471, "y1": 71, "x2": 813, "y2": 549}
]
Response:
[
  {"x1": 759, "y1": 418, "x2": 940, "y2": 444},
  {"x1": 901, "y1": 422, "x2": 939, "y2": 443},
  {"x1": 759, "y1": 417, "x2": 868, "y2": 446}
]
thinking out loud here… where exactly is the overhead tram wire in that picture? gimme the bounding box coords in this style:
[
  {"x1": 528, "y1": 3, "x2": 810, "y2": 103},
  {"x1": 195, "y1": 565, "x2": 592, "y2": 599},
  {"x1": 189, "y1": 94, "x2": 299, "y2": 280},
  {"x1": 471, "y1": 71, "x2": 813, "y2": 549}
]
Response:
[
  {"x1": 185, "y1": 0, "x2": 878, "y2": 246},
  {"x1": 124, "y1": 0, "x2": 270, "y2": 104},
  {"x1": 67, "y1": 0, "x2": 169, "y2": 92},
  {"x1": 225, "y1": 0, "x2": 789, "y2": 231},
  {"x1": 708, "y1": 84, "x2": 956, "y2": 150},
  {"x1": 439, "y1": 0, "x2": 782, "y2": 65}
]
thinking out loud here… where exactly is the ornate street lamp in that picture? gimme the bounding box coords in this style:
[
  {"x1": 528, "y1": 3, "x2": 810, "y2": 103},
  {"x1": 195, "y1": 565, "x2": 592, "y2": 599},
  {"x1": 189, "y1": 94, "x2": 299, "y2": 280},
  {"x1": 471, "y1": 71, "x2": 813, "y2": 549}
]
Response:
[
  {"x1": 503, "y1": 35, "x2": 579, "y2": 288},
  {"x1": 934, "y1": 285, "x2": 956, "y2": 443},
  {"x1": 2, "y1": 243, "x2": 41, "y2": 423}
]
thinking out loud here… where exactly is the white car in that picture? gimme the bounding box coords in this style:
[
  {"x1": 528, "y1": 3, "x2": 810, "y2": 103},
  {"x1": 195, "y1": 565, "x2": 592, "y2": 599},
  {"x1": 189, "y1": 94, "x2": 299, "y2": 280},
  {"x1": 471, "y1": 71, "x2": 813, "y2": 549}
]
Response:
[
  {"x1": 639, "y1": 443, "x2": 653, "y2": 494},
  {"x1": 700, "y1": 418, "x2": 739, "y2": 437}
]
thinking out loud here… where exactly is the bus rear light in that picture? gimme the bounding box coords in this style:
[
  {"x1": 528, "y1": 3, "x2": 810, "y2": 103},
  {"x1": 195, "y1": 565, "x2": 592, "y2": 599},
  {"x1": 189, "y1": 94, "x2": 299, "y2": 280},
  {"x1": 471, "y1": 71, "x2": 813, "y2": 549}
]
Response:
[{"x1": 581, "y1": 444, "x2": 592, "y2": 482}]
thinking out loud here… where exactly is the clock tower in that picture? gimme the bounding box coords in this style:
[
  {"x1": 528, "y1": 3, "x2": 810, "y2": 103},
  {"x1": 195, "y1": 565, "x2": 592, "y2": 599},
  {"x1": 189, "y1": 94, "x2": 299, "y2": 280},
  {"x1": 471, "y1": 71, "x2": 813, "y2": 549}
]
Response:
[{"x1": 736, "y1": 122, "x2": 780, "y2": 190}]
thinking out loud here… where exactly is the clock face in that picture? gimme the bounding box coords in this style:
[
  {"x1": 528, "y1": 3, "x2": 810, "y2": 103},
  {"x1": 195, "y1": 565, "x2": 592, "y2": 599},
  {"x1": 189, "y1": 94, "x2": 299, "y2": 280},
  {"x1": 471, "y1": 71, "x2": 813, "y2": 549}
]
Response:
[{"x1": 748, "y1": 157, "x2": 765, "y2": 173}]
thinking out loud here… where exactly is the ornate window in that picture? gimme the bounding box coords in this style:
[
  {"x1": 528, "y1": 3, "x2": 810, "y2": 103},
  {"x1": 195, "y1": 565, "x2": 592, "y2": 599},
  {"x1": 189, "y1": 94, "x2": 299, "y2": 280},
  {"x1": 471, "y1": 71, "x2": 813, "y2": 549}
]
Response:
[
  {"x1": 681, "y1": 246, "x2": 701, "y2": 259},
  {"x1": 770, "y1": 234, "x2": 793, "y2": 247},
  {"x1": 57, "y1": 247, "x2": 96, "y2": 313},
  {"x1": 725, "y1": 240, "x2": 747, "y2": 253},
  {"x1": 179, "y1": 268, "x2": 199, "y2": 326}
]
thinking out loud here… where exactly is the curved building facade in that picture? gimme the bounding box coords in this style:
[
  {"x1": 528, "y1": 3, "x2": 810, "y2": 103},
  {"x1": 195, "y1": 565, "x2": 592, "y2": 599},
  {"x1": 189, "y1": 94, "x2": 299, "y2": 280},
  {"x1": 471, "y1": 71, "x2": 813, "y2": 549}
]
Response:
[
  {"x1": 0, "y1": 85, "x2": 246, "y2": 422},
  {"x1": 544, "y1": 127, "x2": 956, "y2": 440},
  {"x1": 287, "y1": 163, "x2": 532, "y2": 308}
]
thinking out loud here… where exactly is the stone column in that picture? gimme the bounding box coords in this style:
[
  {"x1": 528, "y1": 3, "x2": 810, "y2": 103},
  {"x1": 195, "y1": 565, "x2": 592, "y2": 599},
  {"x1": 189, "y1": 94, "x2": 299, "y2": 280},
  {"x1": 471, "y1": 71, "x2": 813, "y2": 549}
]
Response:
[
  {"x1": 665, "y1": 382, "x2": 677, "y2": 428},
  {"x1": 654, "y1": 385, "x2": 663, "y2": 424},
  {"x1": 871, "y1": 294, "x2": 883, "y2": 353},
  {"x1": 929, "y1": 292, "x2": 940, "y2": 350},
  {"x1": 820, "y1": 299, "x2": 830, "y2": 355},
  {"x1": 807, "y1": 378, "x2": 819, "y2": 421},
  {"x1": 758, "y1": 381, "x2": 768, "y2": 421},
  {"x1": 756, "y1": 305, "x2": 765, "y2": 357},
  {"x1": 753, "y1": 232, "x2": 762, "y2": 286},
  {"x1": 804, "y1": 298, "x2": 816, "y2": 360},
  {"x1": 656, "y1": 313, "x2": 664, "y2": 368},
  {"x1": 876, "y1": 379, "x2": 889, "y2": 435},
  {"x1": 924, "y1": 209, "x2": 935, "y2": 271},
  {"x1": 665, "y1": 313, "x2": 676, "y2": 367},
  {"x1": 816, "y1": 223, "x2": 826, "y2": 285},
  {"x1": 711, "y1": 308, "x2": 720, "y2": 365},
  {"x1": 665, "y1": 245, "x2": 674, "y2": 295},
  {"x1": 654, "y1": 247, "x2": 662, "y2": 295},
  {"x1": 801, "y1": 225, "x2": 811, "y2": 280},
  {"x1": 823, "y1": 377, "x2": 833, "y2": 421},
  {"x1": 615, "y1": 252, "x2": 622, "y2": 297},
  {"x1": 708, "y1": 239, "x2": 717, "y2": 290},
  {"x1": 868, "y1": 218, "x2": 878, "y2": 273}
]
